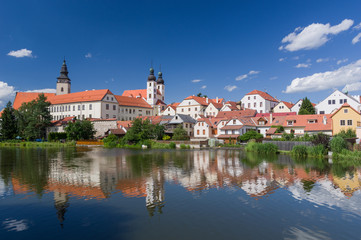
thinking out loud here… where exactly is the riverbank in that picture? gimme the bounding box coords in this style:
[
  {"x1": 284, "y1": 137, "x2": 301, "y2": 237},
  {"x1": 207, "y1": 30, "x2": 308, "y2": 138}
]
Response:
[{"x1": 0, "y1": 141, "x2": 76, "y2": 148}]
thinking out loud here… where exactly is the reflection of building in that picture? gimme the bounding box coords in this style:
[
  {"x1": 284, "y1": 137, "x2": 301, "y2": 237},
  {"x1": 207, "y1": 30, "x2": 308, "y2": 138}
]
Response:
[{"x1": 54, "y1": 191, "x2": 69, "y2": 227}]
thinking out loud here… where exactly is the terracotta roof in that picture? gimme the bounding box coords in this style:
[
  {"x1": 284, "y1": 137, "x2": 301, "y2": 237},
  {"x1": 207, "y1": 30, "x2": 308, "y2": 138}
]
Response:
[
  {"x1": 115, "y1": 95, "x2": 152, "y2": 109},
  {"x1": 280, "y1": 101, "x2": 294, "y2": 109},
  {"x1": 224, "y1": 101, "x2": 239, "y2": 110},
  {"x1": 245, "y1": 90, "x2": 278, "y2": 102},
  {"x1": 255, "y1": 112, "x2": 296, "y2": 117},
  {"x1": 283, "y1": 114, "x2": 332, "y2": 132},
  {"x1": 221, "y1": 125, "x2": 244, "y2": 130},
  {"x1": 122, "y1": 89, "x2": 147, "y2": 98},
  {"x1": 198, "y1": 117, "x2": 225, "y2": 127},
  {"x1": 251, "y1": 115, "x2": 287, "y2": 127},
  {"x1": 13, "y1": 92, "x2": 56, "y2": 109},
  {"x1": 156, "y1": 99, "x2": 166, "y2": 105},
  {"x1": 266, "y1": 127, "x2": 277, "y2": 135},
  {"x1": 330, "y1": 103, "x2": 360, "y2": 118},
  {"x1": 184, "y1": 96, "x2": 222, "y2": 106},
  {"x1": 109, "y1": 128, "x2": 126, "y2": 135},
  {"x1": 209, "y1": 102, "x2": 224, "y2": 109},
  {"x1": 117, "y1": 120, "x2": 133, "y2": 129},
  {"x1": 51, "y1": 116, "x2": 76, "y2": 126},
  {"x1": 216, "y1": 109, "x2": 257, "y2": 118}
]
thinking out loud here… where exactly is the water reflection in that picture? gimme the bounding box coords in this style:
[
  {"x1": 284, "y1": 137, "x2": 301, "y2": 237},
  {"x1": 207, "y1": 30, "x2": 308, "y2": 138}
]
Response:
[{"x1": 1, "y1": 147, "x2": 361, "y2": 222}]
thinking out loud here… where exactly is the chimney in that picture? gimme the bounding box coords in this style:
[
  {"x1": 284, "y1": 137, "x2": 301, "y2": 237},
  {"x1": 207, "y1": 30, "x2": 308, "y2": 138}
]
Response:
[
  {"x1": 206, "y1": 98, "x2": 209, "y2": 104},
  {"x1": 216, "y1": 97, "x2": 218, "y2": 103},
  {"x1": 323, "y1": 116, "x2": 327, "y2": 125},
  {"x1": 270, "y1": 112, "x2": 273, "y2": 124}
]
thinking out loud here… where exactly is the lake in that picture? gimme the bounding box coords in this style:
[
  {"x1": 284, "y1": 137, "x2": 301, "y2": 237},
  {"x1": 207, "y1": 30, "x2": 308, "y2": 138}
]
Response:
[{"x1": 1, "y1": 147, "x2": 361, "y2": 240}]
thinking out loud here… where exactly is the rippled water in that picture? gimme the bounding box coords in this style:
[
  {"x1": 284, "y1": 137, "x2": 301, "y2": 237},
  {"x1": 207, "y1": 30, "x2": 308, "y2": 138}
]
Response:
[{"x1": 1, "y1": 147, "x2": 361, "y2": 239}]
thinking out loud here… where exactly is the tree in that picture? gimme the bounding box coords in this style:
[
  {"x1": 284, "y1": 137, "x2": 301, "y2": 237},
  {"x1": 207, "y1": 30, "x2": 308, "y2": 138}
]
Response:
[
  {"x1": 65, "y1": 120, "x2": 95, "y2": 140},
  {"x1": 123, "y1": 118, "x2": 165, "y2": 144},
  {"x1": 196, "y1": 93, "x2": 208, "y2": 98},
  {"x1": 172, "y1": 125, "x2": 189, "y2": 140},
  {"x1": 16, "y1": 94, "x2": 51, "y2": 140},
  {"x1": 0, "y1": 101, "x2": 18, "y2": 140},
  {"x1": 239, "y1": 130, "x2": 263, "y2": 142},
  {"x1": 299, "y1": 97, "x2": 315, "y2": 115}
]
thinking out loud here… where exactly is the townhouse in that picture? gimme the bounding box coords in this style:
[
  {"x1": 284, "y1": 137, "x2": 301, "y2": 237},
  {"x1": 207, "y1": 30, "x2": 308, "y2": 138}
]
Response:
[
  {"x1": 282, "y1": 114, "x2": 333, "y2": 136},
  {"x1": 330, "y1": 103, "x2": 360, "y2": 135},
  {"x1": 176, "y1": 96, "x2": 223, "y2": 119},
  {"x1": 217, "y1": 117, "x2": 257, "y2": 144},
  {"x1": 115, "y1": 95, "x2": 153, "y2": 121},
  {"x1": 315, "y1": 90, "x2": 361, "y2": 114},
  {"x1": 273, "y1": 101, "x2": 294, "y2": 113},
  {"x1": 240, "y1": 90, "x2": 279, "y2": 113}
]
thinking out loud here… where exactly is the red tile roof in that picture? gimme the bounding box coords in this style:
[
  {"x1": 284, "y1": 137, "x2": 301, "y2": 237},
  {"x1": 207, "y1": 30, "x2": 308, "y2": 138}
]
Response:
[
  {"x1": 283, "y1": 114, "x2": 332, "y2": 132},
  {"x1": 49, "y1": 89, "x2": 113, "y2": 105},
  {"x1": 13, "y1": 92, "x2": 56, "y2": 109},
  {"x1": 117, "y1": 120, "x2": 133, "y2": 129},
  {"x1": 184, "y1": 96, "x2": 223, "y2": 106},
  {"x1": 255, "y1": 112, "x2": 296, "y2": 117},
  {"x1": 122, "y1": 89, "x2": 162, "y2": 99},
  {"x1": 51, "y1": 116, "x2": 76, "y2": 126},
  {"x1": 246, "y1": 90, "x2": 278, "y2": 102},
  {"x1": 216, "y1": 109, "x2": 257, "y2": 118},
  {"x1": 115, "y1": 95, "x2": 152, "y2": 109},
  {"x1": 224, "y1": 101, "x2": 239, "y2": 110},
  {"x1": 280, "y1": 101, "x2": 294, "y2": 109},
  {"x1": 330, "y1": 103, "x2": 360, "y2": 118}
]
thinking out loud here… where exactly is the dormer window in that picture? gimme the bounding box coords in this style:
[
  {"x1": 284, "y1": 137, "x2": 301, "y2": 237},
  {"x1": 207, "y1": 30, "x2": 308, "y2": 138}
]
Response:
[
  {"x1": 287, "y1": 120, "x2": 294, "y2": 126},
  {"x1": 307, "y1": 119, "x2": 317, "y2": 124},
  {"x1": 233, "y1": 119, "x2": 236, "y2": 124}
]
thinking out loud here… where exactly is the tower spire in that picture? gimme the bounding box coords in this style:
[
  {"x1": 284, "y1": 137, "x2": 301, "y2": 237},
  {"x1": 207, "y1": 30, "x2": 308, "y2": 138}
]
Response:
[{"x1": 157, "y1": 64, "x2": 164, "y2": 84}]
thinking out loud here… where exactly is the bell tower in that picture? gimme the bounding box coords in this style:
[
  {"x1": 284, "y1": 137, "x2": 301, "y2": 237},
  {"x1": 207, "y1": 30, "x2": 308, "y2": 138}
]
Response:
[{"x1": 56, "y1": 59, "x2": 71, "y2": 95}]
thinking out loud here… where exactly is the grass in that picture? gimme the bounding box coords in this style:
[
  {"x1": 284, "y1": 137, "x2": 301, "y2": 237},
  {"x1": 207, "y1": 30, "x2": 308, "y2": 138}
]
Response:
[
  {"x1": 0, "y1": 141, "x2": 76, "y2": 148},
  {"x1": 291, "y1": 144, "x2": 326, "y2": 158},
  {"x1": 245, "y1": 141, "x2": 278, "y2": 154}
]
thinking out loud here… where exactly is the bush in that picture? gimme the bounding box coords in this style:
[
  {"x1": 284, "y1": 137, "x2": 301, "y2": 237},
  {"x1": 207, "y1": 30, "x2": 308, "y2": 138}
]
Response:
[
  {"x1": 336, "y1": 128, "x2": 356, "y2": 139},
  {"x1": 311, "y1": 133, "x2": 330, "y2": 150},
  {"x1": 239, "y1": 130, "x2": 263, "y2": 142},
  {"x1": 245, "y1": 141, "x2": 278, "y2": 154},
  {"x1": 307, "y1": 144, "x2": 326, "y2": 157},
  {"x1": 48, "y1": 132, "x2": 67, "y2": 141},
  {"x1": 282, "y1": 132, "x2": 295, "y2": 141},
  {"x1": 162, "y1": 135, "x2": 171, "y2": 141},
  {"x1": 172, "y1": 125, "x2": 189, "y2": 140},
  {"x1": 103, "y1": 134, "x2": 119, "y2": 148},
  {"x1": 330, "y1": 136, "x2": 347, "y2": 154},
  {"x1": 169, "y1": 142, "x2": 176, "y2": 149},
  {"x1": 180, "y1": 144, "x2": 190, "y2": 149},
  {"x1": 292, "y1": 145, "x2": 308, "y2": 157}
]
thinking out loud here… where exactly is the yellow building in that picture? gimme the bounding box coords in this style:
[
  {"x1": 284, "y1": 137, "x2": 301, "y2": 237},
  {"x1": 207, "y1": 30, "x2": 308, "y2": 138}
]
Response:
[
  {"x1": 330, "y1": 103, "x2": 360, "y2": 135},
  {"x1": 273, "y1": 101, "x2": 293, "y2": 113}
]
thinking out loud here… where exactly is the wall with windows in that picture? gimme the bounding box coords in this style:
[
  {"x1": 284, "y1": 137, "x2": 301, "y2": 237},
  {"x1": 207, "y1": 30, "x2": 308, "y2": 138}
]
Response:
[
  {"x1": 176, "y1": 99, "x2": 205, "y2": 119},
  {"x1": 315, "y1": 90, "x2": 360, "y2": 114},
  {"x1": 331, "y1": 105, "x2": 360, "y2": 135},
  {"x1": 50, "y1": 101, "x2": 103, "y2": 120},
  {"x1": 160, "y1": 106, "x2": 176, "y2": 116},
  {"x1": 118, "y1": 106, "x2": 153, "y2": 121},
  {"x1": 194, "y1": 121, "x2": 212, "y2": 139},
  {"x1": 273, "y1": 102, "x2": 292, "y2": 113},
  {"x1": 241, "y1": 94, "x2": 278, "y2": 113}
]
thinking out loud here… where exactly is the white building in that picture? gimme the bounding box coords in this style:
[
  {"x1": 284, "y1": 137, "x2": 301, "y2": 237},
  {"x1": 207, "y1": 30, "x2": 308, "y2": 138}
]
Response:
[
  {"x1": 160, "y1": 103, "x2": 179, "y2": 116},
  {"x1": 315, "y1": 90, "x2": 361, "y2": 114},
  {"x1": 176, "y1": 96, "x2": 223, "y2": 119},
  {"x1": 115, "y1": 95, "x2": 153, "y2": 121},
  {"x1": 241, "y1": 90, "x2": 279, "y2": 113}
]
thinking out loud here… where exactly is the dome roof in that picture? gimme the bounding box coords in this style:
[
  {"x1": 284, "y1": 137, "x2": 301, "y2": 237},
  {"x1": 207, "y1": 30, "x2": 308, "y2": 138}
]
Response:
[
  {"x1": 156, "y1": 71, "x2": 164, "y2": 84},
  {"x1": 147, "y1": 68, "x2": 156, "y2": 81}
]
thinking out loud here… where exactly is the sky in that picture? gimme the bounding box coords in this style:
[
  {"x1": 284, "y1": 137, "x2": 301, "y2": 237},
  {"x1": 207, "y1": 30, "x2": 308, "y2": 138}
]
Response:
[{"x1": 1, "y1": 0, "x2": 361, "y2": 108}]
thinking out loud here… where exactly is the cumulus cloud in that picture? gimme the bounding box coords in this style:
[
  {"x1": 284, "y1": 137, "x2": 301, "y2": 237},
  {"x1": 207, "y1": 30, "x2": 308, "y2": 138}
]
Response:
[
  {"x1": 235, "y1": 70, "x2": 260, "y2": 81},
  {"x1": 270, "y1": 76, "x2": 278, "y2": 80},
  {"x1": 284, "y1": 59, "x2": 361, "y2": 93},
  {"x1": 85, "y1": 53, "x2": 92, "y2": 58},
  {"x1": 0, "y1": 81, "x2": 16, "y2": 106},
  {"x1": 192, "y1": 79, "x2": 202, "y2": 83},
  {"x1": 316, "y1": 58, "x2": 329, "y2": 63},
  {"x1": 342, "y1": 82, "x2": 361, "y2": 92},
  {"x1": 279, "y1": 19, "x2": 354, "y2": 52},
  {"x1": 25, "y1": 88, "x2": 56, "y2": 93},
  {"x1": 7, "y1": 49, "x2": 33, "y2": 58},
  {"x1": 200, "y1": 85, "x2": 207, "y2": 89},
  {"x1": 224, "y1": 85, "x2": 237, "y2": 92},
  {"x1": 352, "y1": 33, "x2": 361, "y2": 44},
  {"x1": 295, "y1": 63, "x2": 311, "y2": 68},
  {"x1": 279, "y1": 57, "x2": 286, "y2": 62},
  {"x1": 354, "y1": 22, "x2": 361, "y2": 30},
  {"x1": 337, "y1": 58, "x2": 348, "y2": 65}
]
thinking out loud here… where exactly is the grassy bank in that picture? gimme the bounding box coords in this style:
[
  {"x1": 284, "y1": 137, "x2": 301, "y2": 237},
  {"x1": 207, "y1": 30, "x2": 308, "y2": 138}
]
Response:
[
  {"x1": 0, "y1": 141, "x2": 76, "y2": 148},
  {"x1": 245, "y1": 141, "x2": 278, "y2": 154}
]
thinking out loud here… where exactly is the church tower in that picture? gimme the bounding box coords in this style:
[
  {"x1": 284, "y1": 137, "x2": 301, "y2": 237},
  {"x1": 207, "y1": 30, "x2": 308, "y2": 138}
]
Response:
[
  {"x1": 147, "y1": 68, "x2": 157, "y2": 105},
  {"x1": 56, "y1": 59, "x2": 71, "y2": 95},
  {"x1": 156, "y1": 70, "x2": 165, "y2": 102}
]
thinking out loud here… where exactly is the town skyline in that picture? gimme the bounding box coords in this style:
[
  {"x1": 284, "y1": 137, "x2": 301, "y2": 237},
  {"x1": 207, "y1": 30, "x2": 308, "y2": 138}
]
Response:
[{"x1": 1, "y1": 0, "x2": 361, "y2": 108}]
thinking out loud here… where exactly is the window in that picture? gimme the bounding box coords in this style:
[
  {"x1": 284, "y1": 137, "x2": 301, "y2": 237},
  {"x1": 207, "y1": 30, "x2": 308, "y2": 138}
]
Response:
[
  {"x1": 61, "y1": 87, "x2": 63, "y2": 92},
  {"x1": 248, "y1": 96, "x2": 250, "y2": 100},
  {"x1": 340, "y1": 120, "x2": 345, "y2": 126},
  {"x1": 197, "y1": 130, "x2": 200, "y2": 135},
  {"x1": 133, "y1": 109, "x2": 135, "y2": 114},
  {"x1": 89, "y1": 114, "x2": 92, "y2": 118},
  {"x1": 332, "y1": 100, "x2": 335, "y2": 104},
  {"x1": 233, "y1": 119, "x2": 236, "y2": 124},
  {"x1": 89, "y1": 104, "x2": 92, "y2": 110},
  {"x1": 113, "y1": 115, "x2": 116, "y2": 118},
  {"x1": 195, "y1": 107, "x2": 197, "y2": 111},
  {"x1": 149, "y1": 94, "x2": 151, "y2": 98},
  {"x1": 347, "y1": 120, "x2": 352, "y2": 126},
  {"x1": 254, "y1": 103, "x2": 256, "y2": 107},
  {"x1": 340, "y1": 99, "x2": 343, "y2": 104},
  {"x1": 320, "y1": 111, "x2": 325, "y2": 114},
  {"x1": 328, "y1": 100, "x2": 331, "y2": 105},
  {"x1": 106, "y1": 104, "x2": 109, "y2": 110},
  {"x1": 188, "y1": 108, "x2": 191, "y2": 112},
  {"x1": 73, "y1": 106, "x2": 75, "y2": 111},
  {"x1": 111, "y1": 97, "x2": 113, "y2": 101},
  {"x1": 82, "y1": 115, "x2": 85, "y2": 120},
  {"x1": 203, "y1": 129, "x2": 205, "y2": 135},
  {"x1": 287, "y1": 121, "x2": 293, "y2": 126},
  {"x1": 254, "y1": 96, "x2": 256, "y2": 99},
  {"x1": 182, "y1": 109, "x2": 184, "y2": 112},
  {"x1": 185, "y1": 124, "x2": 188, "y2": 128},
  {"x1": 149, "y1": 83, "x2": 151, "y2": 87},
  {"x1": 260, "y1": 102, "x2": 263, "y2": 107},
  {"x1": 113, "y1": 105, "x2": 116, "y2": 110},
  {"x1": 344, "y1": 99, "x2": 347, "y2": 103},
  {"x1": 344, "y1": 109, "x2": 348, "y2": 113},
  {"x1": 107, "y1": 96, "x2": 109, "y2": 100},
  {"x1": 82, "y1": 105, "x2": 85, "y2": 110},
  {"x1": 106, "y1": 114, "x2": 109, "y2": 119},
  {"x1": 78, "y1": 105, "x2": 80, "y2": 110},
  {"x1": 248, "y1": 103, "x2": 250, "y2": 108}
]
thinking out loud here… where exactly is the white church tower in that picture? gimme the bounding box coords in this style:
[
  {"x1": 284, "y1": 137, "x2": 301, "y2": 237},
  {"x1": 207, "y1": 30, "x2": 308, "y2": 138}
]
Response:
[
  {"x1": 147, "y1": 68, "x2": 157, "y2": 105},
  {"x1": 156, "y1": 71, "x2": 165, "y2": 102},
  {"x1": 56, "y1": 60, "x2": 71, "y2": 95}
]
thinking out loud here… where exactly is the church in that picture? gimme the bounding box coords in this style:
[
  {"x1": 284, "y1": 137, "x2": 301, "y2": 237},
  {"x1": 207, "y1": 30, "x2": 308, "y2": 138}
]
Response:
[{"x1": 12, "y1": 60, "x2": 167, "y2": 121}]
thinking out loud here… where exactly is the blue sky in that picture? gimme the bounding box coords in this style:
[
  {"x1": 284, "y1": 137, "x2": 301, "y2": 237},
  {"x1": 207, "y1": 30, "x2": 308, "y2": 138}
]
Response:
[{"x1": 1, "y1": 0, "x2": 361, "y2": 107}]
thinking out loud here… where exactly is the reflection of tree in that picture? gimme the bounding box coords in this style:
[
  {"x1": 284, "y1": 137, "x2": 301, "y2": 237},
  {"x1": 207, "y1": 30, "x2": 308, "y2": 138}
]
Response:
[{"x1": 301, "y1": 180, "x2": 315, "y2": 192}]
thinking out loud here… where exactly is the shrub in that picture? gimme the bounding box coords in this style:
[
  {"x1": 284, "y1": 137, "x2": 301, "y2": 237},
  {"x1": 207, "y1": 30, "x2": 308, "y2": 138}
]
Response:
[
  {"x1": 162, "y1": 135, "x2": 171, "y2": 141},
  {"x1": 103, "y1": 134, "x2": 119, "y2": 148},
  {"x1": 282, "y1": 132, "x2": 294, "y2": 141},
  {"x1": 245, "y1": 141, "x2": 278, "y2": 154},
  {"x1": 311, "y1": 133, "x2": 330, "y2": 150},
  {"x1": 48, "y1": 132, "x2": 67, "y2": 142},
  {"x1": 330, "y1": 136, "x2": 347, "y2": 154},
  {"x1": 336, "y1": 128, "x2": 356, "y2": 139},
  {"x1": 180, "y1": 144, "x2": 187, "y2": 149},
  {"x1": 172, "y1": 125, "x2": 189, "y2": 140},
  {"x1": 239, "y1": 130, "x2": 263, "y2": 142},
  {"x1": 307, "y1": 144, "x2": 326, "y2": 157},
  {"x1": 292, "y1": 145, "x2": 308, "y2": 157},
  {"x1": 169, "y1": 142, "x2": 176, "y2": 149}
]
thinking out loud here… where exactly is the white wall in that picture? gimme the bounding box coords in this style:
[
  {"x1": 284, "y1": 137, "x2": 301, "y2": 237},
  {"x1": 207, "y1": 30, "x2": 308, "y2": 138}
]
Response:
[{"x1": 315, "y1": 90, "x2": 360, "y2": 114}]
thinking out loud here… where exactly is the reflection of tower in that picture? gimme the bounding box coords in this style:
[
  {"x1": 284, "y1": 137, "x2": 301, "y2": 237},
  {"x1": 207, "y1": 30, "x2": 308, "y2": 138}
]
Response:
[
  {"x1": 54, "y1": 191, "x2": 69, "y2": 228},
  {"x1": 145, "y1": 170, "x2": 165, "y2": 217}
]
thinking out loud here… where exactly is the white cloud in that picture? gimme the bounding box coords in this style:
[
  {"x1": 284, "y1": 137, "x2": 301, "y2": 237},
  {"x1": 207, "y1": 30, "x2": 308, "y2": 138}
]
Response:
[
  {"x1": 85, "y1": 53, "x2": 92, "y2": 58},
  {"x1": 279, "y1": 57, "x2": 286, "y2": 62},
  {"x1": 192, "y1": 79, "x2": 202, "y2": 83},
  {"x1": 293, "y1": 56, "x2": 300, "y2": 60},
  {"x1": 316, "y1": 58, "x2": 329, "y2": 63},
  {"x1": 342, "y1": 82, "x2": 361, "y2": 92},
  {"x1": 270, "y1": 76, "x2": 278, "y2": 80},
  {"x1": 25, "y1": 88, "x2": 56, "y2": 93},
  {"x1": 337, "y1": 58, "x2": 348, "y2": 65},
  {"x1": 7, "y1": 48, "x2": 33, "y2": 58},
  {"x1": 279, "y1": 19, "x2": 354, "y2": 52},
  {"x1": 352, "y1": 33, "x2": 361, "y2": 44},
  {"x1": 295, "y1": 63, "x2": 311, "y2": 68},
  {"x1": 284, "y1": 59, "x2": 361, "y2": 93},
  {"x1": 201, "y1": 85, "x2": 207, "y2": 89},
  {"x1": 235, "y1": 70, "x2": 260, "y2": 81},
  {"x1": 354, "y1": 22, "x2": 361, "y2": 30},
  {"x1": 224, "y1": 85, "x2": 237, "y2": 92},
  {"x1": 0, "y1": 81, "x2": 16, "y2": 106}
]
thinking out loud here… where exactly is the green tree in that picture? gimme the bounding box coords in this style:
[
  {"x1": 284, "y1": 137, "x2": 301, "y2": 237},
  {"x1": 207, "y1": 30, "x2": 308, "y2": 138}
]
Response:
[
  {"x1": 16, "y1": 94, "x2": 51, "y2": 140},
  {"x1": 299, "y1": 97, "x2": 316, "y2": 115},
  {"x1": 65, "y1": 120, "x2": 96, "y2": 140},
  {"x1": 335, "y1": 128, "x2": 356, "y2": 139},
  {"x1": 123, "y1": 119, "x2": 164, "y2": 144},
  {"x1": 172, "y1": 125, "x2": 189, "y2": 140},
  {"x1": 0, "y1": 101, "x2": 18, "y2": 140},
  {"x1": 239, "y1": 130, "x2": 263, "y2": 142}
]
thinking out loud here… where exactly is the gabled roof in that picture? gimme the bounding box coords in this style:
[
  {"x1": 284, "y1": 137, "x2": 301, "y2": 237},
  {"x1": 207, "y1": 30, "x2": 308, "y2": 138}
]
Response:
[
  {"x1": 280, "y1": 101, "x2": 294, "y2": 109},
  {"x1": 13, "y1": 92, "x2": 56, "y2": 109},
  {"x1": 156, "y1": 99, "x2": 166, "y2": 105},
  {"x1": 51, "y1": 116, "x2": 76, "y2": 126},
  {"x1": 122, "y1": 89, "x2": 147, "y2": 98},
  {"x1": 117, "y1": 120, "x2": 133, "y2": 129},
  {"x1": 184, "y1": 96, "x2": 223, "y2": 106},
  {"x1": 245, "y1": 90, "x2": 278, "y2": 102},
  {"x1": 216, "y1": 109, "x2": 257, "y2": 118},
  {"x1": 330, "y1": 103, "x2": 360, "y2": 118},
  {"x1": 224, "y1": 101, "x2": 239, "y2": 110},
  {"x1": 208, "y1": 101, "x2": 224, "y2": 109},
  {"x1": 115, "y1": 95, "x2": 152, "y2": 109},
  {"x1": 169, "y1": 114, "x2": 197, "y2": 124},
  {"x1": 197, "y1": 117, "x2": 225, "y2": 127},
  {"x1": 49, "y1": 89, "x2": 113, "y2": 105},
  {"x1": 251, "y1": 115, "x2": 287, "y2": 127},
  {"x1": 168, "y1": 102, "x2": 180, "y2": 110},
  {"x1": 255, "y1": 112, "x2": 296, "y2": 117}
]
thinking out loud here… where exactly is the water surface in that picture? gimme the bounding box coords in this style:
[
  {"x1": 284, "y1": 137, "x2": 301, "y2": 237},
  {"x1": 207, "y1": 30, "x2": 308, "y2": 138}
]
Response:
[{"x1": 1, "y1": 147, "x2": 361, "y2": 240}]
